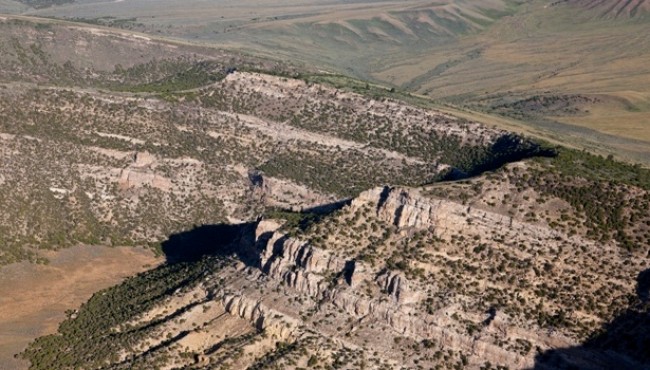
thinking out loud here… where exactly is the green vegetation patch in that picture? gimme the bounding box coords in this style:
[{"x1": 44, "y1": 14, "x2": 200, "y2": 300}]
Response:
[
  {"x1": 263, "y1": 208, "x2": 322, "y2": 234},
  {"x1": 15, "y1": 0, "x2": 73, "y2": 9},
  {"x1": 258, "y1": 149, "x2": 443, "y2": 198},
  {"x1": 519, "y1": 148, "x2": 650, "y2": 250},
  {"x1": 21, "y1": 257, "x2": 226, "y2": 370},
  {"x1": 112, "y1": 60, "x2": 226, "y2": 93},
  {"x1": 546, "y1": 148, "x2": 650, "y2": 190}
]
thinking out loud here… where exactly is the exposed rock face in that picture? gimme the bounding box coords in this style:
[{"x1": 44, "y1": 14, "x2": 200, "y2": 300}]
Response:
[
  {"x1": 244, "y1": 219, "x2": 537, "y2": 369},
  {"x1": 220, "y1": 292, "x2": 299, "y2": 340},
  {"x1": 191, "y1": 184, "x2": 644, "y2": 369},
  {"x1": 376, "y1": 270, "x2": 417, "y2": 304},
  {"x1": 213, "y1": 190, "x2": 572, "y2": 367},
  {"x1": 21, "y1": 180, "x2": 650, "y2": 369},
  {"x1": 250, "y1": 171, "x2": 338, "y2": 212},
  {"x1": 117, "y1": 151, "x2": 173, "y2": 190},
  {"x1": 359, "y1": 185, "x2": 568, "y2": 244},
  {"x1": 7, "y1": 17, "x2": 650, "y2": 370}
]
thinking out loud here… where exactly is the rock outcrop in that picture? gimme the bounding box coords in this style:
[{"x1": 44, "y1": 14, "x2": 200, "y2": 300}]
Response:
[{"x1": 202, "y1": 185, "x2": 631, "y2": 369}]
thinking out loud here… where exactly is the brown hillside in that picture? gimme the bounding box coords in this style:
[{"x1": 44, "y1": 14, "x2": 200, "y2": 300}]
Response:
[{"x1": 560, "y1": 0, "x2": 650, "y2": 18}]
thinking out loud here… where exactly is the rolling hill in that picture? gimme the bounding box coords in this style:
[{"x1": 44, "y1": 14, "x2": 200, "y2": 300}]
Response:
[
  {"x1": 0, "y1": 4, "x2": 649, "y2": 370},
  {"x1": 561, "y1": 0, "x2": 650, "y2": 18},
  {"x1": 3, "y1": 0, "x2": 648, "y2": 165}
]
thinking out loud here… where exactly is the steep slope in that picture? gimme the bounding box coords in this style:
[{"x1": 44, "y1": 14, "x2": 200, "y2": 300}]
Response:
[
  {"x1": 559, "y1": 0, "x2": 650, "y2": 18},
  {"x1": 7, "y1": 1, "x2": 650, "y2": 163},
  {"x1": 2, "y1": 14, "x2": 650, "y2": 370},
  {"x1": 21, "y1": 157, "x2": 650, "y2": 369},
  {"x1": 0, "y1": 18, "x2": 553, "y2": 266}
]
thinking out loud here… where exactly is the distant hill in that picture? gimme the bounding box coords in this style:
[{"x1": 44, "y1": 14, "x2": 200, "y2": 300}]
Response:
[
  {"x1": 1, "y1": 14, "x2": 650, "y2": 370},
  {"x1": 557, "y1": 0, "x2": 650, "y2": 18},
  {"x1": 2, "y1": 0, "x2": 649, "y2": 164}
]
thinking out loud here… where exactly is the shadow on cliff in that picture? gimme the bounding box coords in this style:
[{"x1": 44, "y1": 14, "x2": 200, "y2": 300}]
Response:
[
  {"x1": 160, "y1": 222, "x2": 259, "y2": 264},
  {"x1": 532, "y1": 268, "x2": 650, "y2": 370},
  {"x1": 160, "y1": 199, "x2": 350, "y2": 265},
  {"x1": 302, "y1": 198, "x2": 351, "y2": 215},
  {"x1": 442, "y1": 134, "x2": 558, "y2": 181}
]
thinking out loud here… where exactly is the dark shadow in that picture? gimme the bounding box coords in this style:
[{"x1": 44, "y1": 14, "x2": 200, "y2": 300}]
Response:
[
  {"x1": 483, "y1": 306, "x2": 497, "y2": 326},
  {"x1": 248, "y1": 170, "x2": 264, "y2": 187},
  {"x1": 439, "y1": 168, "x2": 469, "y2": 182},
  {"x1": 261, "y1": 235, "x2": 289, "y2": 274},
  {"x1": 343, "y1": 260, "x2": 356, "y2": 286},
  {"x1": 637, "y1": 269, "x2": 650, "y2": 303},
  {"x1": 302, "y1": 198, "x2": 352, "y2": 215},
  {"x1": 376, "y1": 186, "x2": 392, "y2": 212},
  {"x1": 532, "y1": 268, "x2": 650, "y2": 370},
  {"x1": 439, "y1": 134, "x2": 558, "y2": 182},
  {"x1": 480, "y1": 134, "x2": 557, "y2": 174},
  {"x1": 393, "y1": 204, "x2": 405, "y2": 227},
  {"x1": 160, "y1": 222, "x2": 258, "y2": 264},
  {"x1": 160, "y1": 197, "x2": 349, "y2": 266}
]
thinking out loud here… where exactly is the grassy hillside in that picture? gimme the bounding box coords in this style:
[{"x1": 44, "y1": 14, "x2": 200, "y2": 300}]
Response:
[
  {"x1": 18, "y1": 151, "x2": 650, "y2": 370},
  {"x1": 1, "y1": 12, "x2": 649, "y2": 370},
  {"x1": 0, "y1": 18, "x2": 563, "y2": 266},
  {"x1": 5, "y1": 0, "x2": 648, "y2": 164},
  {"x1": 564, "y1": 0, "x2": 650, "y2": 18}
]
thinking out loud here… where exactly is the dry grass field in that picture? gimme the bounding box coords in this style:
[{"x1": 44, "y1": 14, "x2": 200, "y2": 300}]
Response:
[
  {"x1": 0, "y1": 246, "x2": 160, "y2": 370},
  {"x1": 2, "y1": 0, "x2": 646, "y2": 164},
  {"x1": 0, "y1": 8, "x2": 648, "y2": 370}
]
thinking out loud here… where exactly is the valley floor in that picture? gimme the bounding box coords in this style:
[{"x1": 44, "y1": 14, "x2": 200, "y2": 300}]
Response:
[{"x1": 0, "y1": 245, "x2": 160, "y2": 370}]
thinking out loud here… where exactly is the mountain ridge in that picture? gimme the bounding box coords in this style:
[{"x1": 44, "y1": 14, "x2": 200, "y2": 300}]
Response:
[
  {"x1": 20, "y1": 181, "x2": 650, "y2": 369},
  {"x1": 1, "y1": 11, "x2": 649, "y2": 370},
  {"x1": 558, "y1": 0, "x2": 650, "y2": 18}
]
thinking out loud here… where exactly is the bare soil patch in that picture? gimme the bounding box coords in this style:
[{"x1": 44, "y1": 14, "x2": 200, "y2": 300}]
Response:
[{"x1": 0, "y1": 245, "x2": 161, "y2": 370}]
